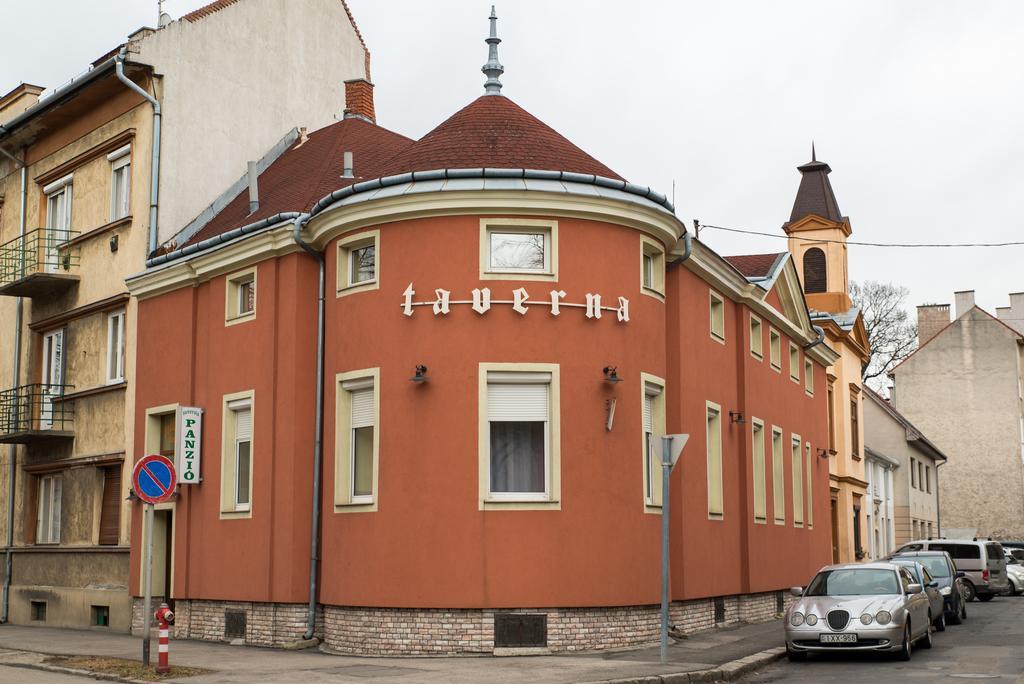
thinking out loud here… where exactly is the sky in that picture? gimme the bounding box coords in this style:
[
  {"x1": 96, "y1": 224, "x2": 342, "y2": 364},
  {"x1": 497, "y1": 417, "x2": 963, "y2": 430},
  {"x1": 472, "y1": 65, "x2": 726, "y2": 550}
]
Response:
[{"x1": 3, "y1": 0, "x2": 1023, "y2": 316}]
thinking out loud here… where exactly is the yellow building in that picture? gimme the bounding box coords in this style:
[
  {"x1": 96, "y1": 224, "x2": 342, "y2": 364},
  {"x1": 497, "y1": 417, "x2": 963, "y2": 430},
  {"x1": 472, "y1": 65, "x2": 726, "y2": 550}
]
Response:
[{"x1": 782, "y1": 150, "x2": 871, "y2": 564}]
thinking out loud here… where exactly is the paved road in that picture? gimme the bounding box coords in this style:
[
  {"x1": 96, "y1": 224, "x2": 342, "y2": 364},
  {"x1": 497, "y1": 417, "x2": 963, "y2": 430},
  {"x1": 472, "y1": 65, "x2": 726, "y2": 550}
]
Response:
[{"x1": 741, "y1": 595, "x2": 1024, "y2": 682}]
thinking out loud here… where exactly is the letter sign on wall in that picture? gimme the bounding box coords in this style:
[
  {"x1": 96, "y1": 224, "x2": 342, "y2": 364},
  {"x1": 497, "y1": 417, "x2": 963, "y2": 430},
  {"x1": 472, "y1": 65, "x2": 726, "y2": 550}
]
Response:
[{"x1": 176, "y1": 406, "x2": 203, "y2": 484}]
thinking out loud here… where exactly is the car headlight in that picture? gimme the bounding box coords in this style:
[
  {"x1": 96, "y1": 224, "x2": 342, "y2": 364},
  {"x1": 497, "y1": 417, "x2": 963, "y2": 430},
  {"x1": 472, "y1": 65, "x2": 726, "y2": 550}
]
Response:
[
  {"x1": 875, "y1": 610, "x2": 892, "y2": 625},
  {"x1": 859, "y1": 613, "x2": 873, "y2": 625},
  {"x1": 790, "y1": 612, "x2": 804, "y2": 626},
  {"x1": 805, "y1": 614, "x2": 818, "y2": 626},
  {"x1": 940, "y1": 586, "x2": 952, "y2": 596}
]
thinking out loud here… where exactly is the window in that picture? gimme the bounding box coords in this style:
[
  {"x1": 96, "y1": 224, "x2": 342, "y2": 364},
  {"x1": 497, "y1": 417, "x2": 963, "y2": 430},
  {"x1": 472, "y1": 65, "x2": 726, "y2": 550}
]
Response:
[
  {"x1": 642, "y1": 376, "x2": 666, "y2": 509},
  {"x1": 752, "y1": 419, "x2": 766, "y2": 523},
  {"x1": 336, "y1": 371, "x2": 379, "y2": 509},
  {"x1": 220, "y1": 392, "x2": 254, "y2": 516},
  {"x1": 803, "y1": 247, "x2": 827, "y2": 294},
  {"x1": 706, "y1": 402, "x2": 723, "y2": 519},
  {"x1": 106, "y1": 310, "x2": 126, "y2": 384},
  {"x1": 749, "y1": 314, "x2": 763, "y2": 359},
  {"x1": 918, "y1": 461, "x2": 924, "y2": 491},
  {"x1": 805, "y1": 443, "x2": 814, "y2": 529},
  {"x1": 640, "y1": 237, "x2": 665, "y2": 298},
  {"x1": 337, "y1": 229, "x2": 380, "y2": 295},
  {"x1": 769, "y1": 328, "x2": 781, "y2": 370},
  {"x1": 925, "y1": 465, "x2": 931, "y2": 493},
  {"x1": 772, "y1": 427, "x2": 785, "y2": 524},
  {"x1": 789, "y1": 343, "x2": 800, "y2": 383},
  {"x1": 709, "y1": 290, "x2": 725, "y2": 343},
  {"x1": 827, "y1": 380, "x2": 836, "y2": 452},
  {"x1": 488, "y1": 374, "x2": 550, "y2": 499},
  {"x1": 44, "y1": 174, "x2": 73, "y2": 236},
  {"x1": 850, "y1": 395, "x2": 860, "y2": 458},
  {"x1": 225, "y1": 267, "x2": 257, "y2": 324},
  {"x1": 480, "y1": 219, "x2": 558, "y2": 281},
  {"x1": 804, "y1": 359, "x2": 814, "y2": 395},
  {"x1": 910, "y1": 457, "x2": 917, "y2": 488},
  {"x1": 36, "y1": 474, "x2": 62, "y2": 544},
  {"x1": 159, "y1": 414, "x2": 175, "y2": 459},
  {"x1": 92, "y1": 605, "x2": 110, "y2": 627},
  {"x1": 792, "y1": 435, "x2": 804, "y2": 526},
  {"x1": 31, "y1": 601, "x2": 47, "y2": 621},
  {"x1": 108, "y1": 145, "x2": 131, "y2": 221},
  {"x1": 98, "y1": 466, "x2": 121, "y2": 546}
]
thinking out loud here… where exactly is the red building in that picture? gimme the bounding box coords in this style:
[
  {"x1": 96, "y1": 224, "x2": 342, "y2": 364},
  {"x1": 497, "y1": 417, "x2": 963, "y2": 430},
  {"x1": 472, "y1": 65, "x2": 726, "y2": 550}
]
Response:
[{"x1": 125, "y1": 13, "x2": 838, "y2": 653}]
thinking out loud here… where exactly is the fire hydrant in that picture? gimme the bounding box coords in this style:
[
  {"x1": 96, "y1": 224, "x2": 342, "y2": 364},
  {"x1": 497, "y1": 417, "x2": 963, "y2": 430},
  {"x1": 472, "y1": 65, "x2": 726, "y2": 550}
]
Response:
[{"x1": 154, "y1": 603, "x2": 175, "y2": 674}]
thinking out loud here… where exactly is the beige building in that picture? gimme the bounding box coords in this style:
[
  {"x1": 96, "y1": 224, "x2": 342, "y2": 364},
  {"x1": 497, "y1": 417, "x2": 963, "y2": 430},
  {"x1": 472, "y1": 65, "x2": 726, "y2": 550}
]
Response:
[
  {"x1": 0, "y1": 0, "x2": 370, "y2": 631},
  {"x1": 891, "y1": 291, "x2": 1024, "y2": 540},
  {"x1": 781, "y1": 151, "x2": 871, "y2": 563},
  {"x1": 863, "y1": 387, "x2": 946, "y2": 554}
]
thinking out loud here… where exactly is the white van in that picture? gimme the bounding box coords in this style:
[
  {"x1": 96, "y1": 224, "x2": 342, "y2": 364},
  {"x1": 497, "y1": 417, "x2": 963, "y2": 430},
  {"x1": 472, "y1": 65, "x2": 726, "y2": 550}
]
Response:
[{"x1": 893, "y1": 539, "x2": 1009, "y2": 601}]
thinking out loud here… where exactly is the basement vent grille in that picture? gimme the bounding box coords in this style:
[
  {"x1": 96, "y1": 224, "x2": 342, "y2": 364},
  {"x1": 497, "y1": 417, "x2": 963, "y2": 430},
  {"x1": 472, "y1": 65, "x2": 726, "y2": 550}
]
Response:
[
  {"x1": 713, "y1": 597, "x2": 726, "y2": 625},
  {"x1": 494, "y1": 613, "x2": 547, "y2": 648},
  {"x1": 224, "y1": 610, "x2": 247, "y2": 640}
]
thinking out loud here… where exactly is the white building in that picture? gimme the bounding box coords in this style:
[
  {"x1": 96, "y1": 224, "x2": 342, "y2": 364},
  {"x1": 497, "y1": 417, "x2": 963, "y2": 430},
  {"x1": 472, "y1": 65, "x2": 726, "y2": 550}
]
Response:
[{"x1": 864, "y1": 447, "x2": 896, "y2": 559}]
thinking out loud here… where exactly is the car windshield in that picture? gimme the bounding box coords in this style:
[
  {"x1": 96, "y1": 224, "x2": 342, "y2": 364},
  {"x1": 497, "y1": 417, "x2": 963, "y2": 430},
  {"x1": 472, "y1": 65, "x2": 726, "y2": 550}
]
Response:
[
  {"x1": 916, "y1": 556, "x2": 951, "y2": 578},
  {"x1": 805, "y1": 568, "x2": 900, "y2": 596}
]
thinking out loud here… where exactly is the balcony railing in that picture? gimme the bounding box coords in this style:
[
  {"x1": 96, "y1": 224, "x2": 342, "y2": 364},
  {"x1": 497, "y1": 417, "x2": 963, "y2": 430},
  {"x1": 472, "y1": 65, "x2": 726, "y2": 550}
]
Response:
[
  {"x1": 0, "y1": 384, "x2": 75, "y2": 444},
  {"x1": 0, "y1": 228, "x2": 80, "y2": 297}
]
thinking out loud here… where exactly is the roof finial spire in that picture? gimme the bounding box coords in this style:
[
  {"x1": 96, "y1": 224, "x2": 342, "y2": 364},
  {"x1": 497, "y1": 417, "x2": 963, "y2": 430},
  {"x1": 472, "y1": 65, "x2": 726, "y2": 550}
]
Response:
[
  {"x1": 811, "y1": 140, "x2": 816, "y2": 162},
  {"x1": 482, "y1": 5, "x2": 504, "y2": 95}
]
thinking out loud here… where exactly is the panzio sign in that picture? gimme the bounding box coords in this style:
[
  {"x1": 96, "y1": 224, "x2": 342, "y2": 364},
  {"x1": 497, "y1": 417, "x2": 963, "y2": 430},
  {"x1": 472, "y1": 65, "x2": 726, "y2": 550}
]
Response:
[{"x1": 176, "y1": 407, "x2": 203, "y2": 484}]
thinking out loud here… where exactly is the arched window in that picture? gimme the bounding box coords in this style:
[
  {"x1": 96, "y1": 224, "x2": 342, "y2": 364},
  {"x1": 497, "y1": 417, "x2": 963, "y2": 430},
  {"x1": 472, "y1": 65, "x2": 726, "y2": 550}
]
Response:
[{"x1": 803, "y1": 247, "x2": 827, "y2": 294}]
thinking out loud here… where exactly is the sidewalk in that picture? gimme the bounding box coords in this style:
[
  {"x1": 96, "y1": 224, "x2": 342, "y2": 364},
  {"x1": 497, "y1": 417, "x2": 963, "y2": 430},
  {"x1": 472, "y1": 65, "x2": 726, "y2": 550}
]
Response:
[{"x1": 0, "y1": 619, "x2": 785, "y2": 683}]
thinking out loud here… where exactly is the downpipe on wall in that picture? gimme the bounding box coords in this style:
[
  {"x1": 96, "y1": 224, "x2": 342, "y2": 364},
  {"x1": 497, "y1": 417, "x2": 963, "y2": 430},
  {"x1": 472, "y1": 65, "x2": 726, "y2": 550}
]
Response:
[{"x1": 115, "y1": 47, "x2": 161, "y2": 256}]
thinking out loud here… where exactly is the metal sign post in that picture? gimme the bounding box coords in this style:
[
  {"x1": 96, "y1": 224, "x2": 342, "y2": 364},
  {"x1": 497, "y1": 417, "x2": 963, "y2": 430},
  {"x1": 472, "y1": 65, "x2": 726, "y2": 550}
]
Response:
[
  {"x1": 660, "y1": 434, "x2": 688, "y2": 665},
  {"x1": 132, "y1": 454, "x2": 177, "y2": 669}
]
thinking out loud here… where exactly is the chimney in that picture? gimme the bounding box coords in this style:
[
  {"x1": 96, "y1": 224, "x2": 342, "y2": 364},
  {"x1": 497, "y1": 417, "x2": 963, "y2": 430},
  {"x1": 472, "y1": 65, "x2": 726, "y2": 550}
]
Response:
[
  {"x1": 342, "y1": 151, "x2": 354, "y2": 179},
  {"x1": 954, "y1": 290, "x2": 976, "y2": 319},
  {"x1": 247, "y1": 161, "x2": 259, "y2": 214},
  {"x1": 917, "y1": 304, "x2": 950, "y2": 346},
  {"x1": 343, "y1": 79, "x2": 375, "y2": 123},
  {"x1": 998, "y1": 292, "x2": 1024, "y2": 335}
]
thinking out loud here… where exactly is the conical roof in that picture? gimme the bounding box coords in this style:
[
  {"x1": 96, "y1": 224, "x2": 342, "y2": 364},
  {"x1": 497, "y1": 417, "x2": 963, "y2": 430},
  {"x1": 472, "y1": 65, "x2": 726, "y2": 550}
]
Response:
[
  {"x1": 786, "y1": 157, "x2": 843, "y2": 226},
  {"x1": 380, "y1": 95, "x2": 622, "y2": 180}
]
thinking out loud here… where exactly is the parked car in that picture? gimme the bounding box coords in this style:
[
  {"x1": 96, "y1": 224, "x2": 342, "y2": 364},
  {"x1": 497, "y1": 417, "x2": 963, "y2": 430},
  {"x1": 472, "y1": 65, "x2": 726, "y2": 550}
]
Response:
[
  {"x1": 894, "y1": 539, "x2": 1009, "y2": 601},
  {"x1": 1006, "y1": 548, "x2": 1024, "y2": 564},
  {"x1": 890, "y1": 550, "x2": 967, "y2": 624},
  {"x1": 785, "y1": 563, "x2": 933, "y2": 662},
  {"x1": 890, "y1": 559, "x2": 946, "y2": 631},
  {"x1": 1005, "y1": 557, "x2": 1024, "y2": 596}
]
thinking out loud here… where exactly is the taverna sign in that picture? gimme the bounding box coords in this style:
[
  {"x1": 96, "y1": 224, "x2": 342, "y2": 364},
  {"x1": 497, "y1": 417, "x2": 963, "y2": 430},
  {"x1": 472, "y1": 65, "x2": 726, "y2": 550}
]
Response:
[
  {"x1": 176, "y1": 406, "x2": 203, "y2": 484},
  {"x1": 401, "y1": 283, "x2": 630, "y2": 322}
]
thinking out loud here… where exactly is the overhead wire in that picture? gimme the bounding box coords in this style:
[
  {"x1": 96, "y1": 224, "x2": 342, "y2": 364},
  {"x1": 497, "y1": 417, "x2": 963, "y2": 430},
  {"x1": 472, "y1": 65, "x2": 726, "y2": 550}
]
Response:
[{"x1": 697, "y1": 223, "x2": 1024, "y2": 248}]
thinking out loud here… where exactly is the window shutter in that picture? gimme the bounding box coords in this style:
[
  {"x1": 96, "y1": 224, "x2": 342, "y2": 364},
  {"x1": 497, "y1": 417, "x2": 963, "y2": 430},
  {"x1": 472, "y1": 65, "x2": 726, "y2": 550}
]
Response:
[
  {"x1": 52, "y1": 477, "x2": 62, "y2": 543},
  {"x1": 643, "y1": 395, "x2": 653, "y2": 434},
  {"x1": 488, "y1": 383, "x2": 548, "y2": 422},
  {"x1": 234, "y1": 407, "x2": 252, "y2": 440},
  {"x1": 99, "y1": 467, "x2": 121, "y2": 545},
  {"x1": 351, "y1": 388, "x2": 375, "y2": 428}
]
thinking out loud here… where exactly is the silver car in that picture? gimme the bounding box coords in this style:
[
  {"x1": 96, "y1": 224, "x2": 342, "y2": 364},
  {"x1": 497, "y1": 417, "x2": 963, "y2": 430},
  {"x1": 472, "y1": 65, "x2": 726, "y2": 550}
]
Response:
[{"x1": 785, "y1": 563, "x2": 933, "y2": 661}]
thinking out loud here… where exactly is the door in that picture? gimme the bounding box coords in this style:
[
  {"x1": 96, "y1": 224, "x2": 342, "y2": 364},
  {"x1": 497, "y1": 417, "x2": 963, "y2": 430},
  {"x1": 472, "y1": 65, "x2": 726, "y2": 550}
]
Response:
[
  {"x1": 45, "y1": 185, "x2": 71, "y2": 272},
  {"x1": 151, "y1": 510, "x2": 175, "y2": 611},
  {"x1": 40, "y1": 329, "x2": 64, "y2": 429},
  {"x1": 830, "y1": 498, "x2": 840, "y2": 563}
]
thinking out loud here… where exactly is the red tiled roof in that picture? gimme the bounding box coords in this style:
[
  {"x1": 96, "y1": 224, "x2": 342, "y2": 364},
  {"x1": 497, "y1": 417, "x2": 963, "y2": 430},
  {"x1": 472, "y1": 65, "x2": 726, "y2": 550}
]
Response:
[
  {"x1": 183, "y1": 118, "x2": 413, "y2": 247},
  {"x1": 379, "y1": 95, "x2": 623, "y2": 180},
  {"x1": 723, "y1": 253, "x2": 785, "y2": 279}
]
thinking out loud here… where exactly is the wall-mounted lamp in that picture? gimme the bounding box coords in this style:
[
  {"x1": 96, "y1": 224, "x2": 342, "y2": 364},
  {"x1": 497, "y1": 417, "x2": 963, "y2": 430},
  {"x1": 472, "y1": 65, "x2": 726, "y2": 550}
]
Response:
[
  {"x1": 409, "y1": 364, "x2": 428, "y2": 383},
  {"x1": 603, "y1": 366, "x2": 621, "y2": 384},
  {"x1": 817, "y1": 448, "x2": 830, "y2": 459},
  {"x1": 728, "y1": 411, "x2": 746, "y2": 425},
  {"x1": 109, "y1": 234, "x2": 119, "y2": 252}
]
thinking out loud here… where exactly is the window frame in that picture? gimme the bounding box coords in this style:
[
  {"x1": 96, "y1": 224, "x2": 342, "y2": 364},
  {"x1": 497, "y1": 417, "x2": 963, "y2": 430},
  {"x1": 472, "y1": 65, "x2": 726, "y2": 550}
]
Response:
[
  {"x1": 478, "y1": 363, "x2": 561, "y2": 510},
  {"x1": 751, "y1": 418, "x2": 766, "y2": 523},
  {"x1": 224, "y1": 267, "x2": 257, "y2": 326},
  {"x1": 479, "y1": 218, "x2": 558, "y2": 282},
  {"x1": 640, "y1": 236, "x2": 666, "y2": 299},
  {"x1": 772, "y1": 426, "x2": 785, "y2": 525},
  {"x1": 220, "y1": 390, "x2": 254, "y2": 518},
  {"x1": 108, "y1": 145, "x2": 131, "y2": 222},
  {"x1": 336, "y1": 229, "x2": 381, "y2": 297},
  {"x1": 706, "y1": 401, "x2": 723, "y2": 520},
  {"x1": 749, "y1": 313, "x2": 763, "y2": 360},
  {"x1": 334, "y1": 368, "x2": 381, "y2": 512},
  {"x1": 44, "y1": 174, "x2": 73, "y2": 234},
  {"x1": 789, "y1": 342, "x2": 801, "y2": 383},
  {"x1": 769, "y1": 328, "x2": 782, "y2": 371},
  {"x1": 850, "y1": 392, "x2": 861, "y2": 459},
  {"x1": 35, "y1": 473, "x2": 62, "y2": 545},
  {"x1": 105, "y1": 309, "x2": 126, "y2": 385},
  {"x1": 792, "y1": 434, "x2": 804, "y2": 527},
  {"x1": 805, "y1": 442, "x2": 814, "y2": 529},
  {"x1": 641, "y1": 373, "x2": 666, "y2": 512},
  {"x1": 709, "y1": 290, "x2": 726, "y2": 344},
  {"x1": 804, "y1": 358, "x2": 814, "y2": 396}
]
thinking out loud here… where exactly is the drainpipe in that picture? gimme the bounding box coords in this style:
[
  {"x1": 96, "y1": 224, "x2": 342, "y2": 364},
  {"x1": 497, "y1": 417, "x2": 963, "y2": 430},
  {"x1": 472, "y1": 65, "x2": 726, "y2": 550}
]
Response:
[
  {"x1": 934, "y1": 459, "x2": 943, "y2": 537},
  {"x1": 803, "y1": 325, "x2": 825, "y2": 350},
  {"x1": 292, "y1": 213, "x2": 325, "y2": 641},
  {"x1": 1, "y1": 152, "x2": 27, "y2": 623},
  {"x1": 115, "y1": 47, "x2": 161, "y2": 256}
]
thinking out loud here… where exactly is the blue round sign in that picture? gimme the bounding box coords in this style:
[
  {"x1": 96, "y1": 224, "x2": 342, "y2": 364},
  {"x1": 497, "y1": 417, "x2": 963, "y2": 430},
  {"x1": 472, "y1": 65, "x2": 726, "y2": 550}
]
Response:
[{"x1": 132, "y1": 454, "x2": 177, "y2": 504}]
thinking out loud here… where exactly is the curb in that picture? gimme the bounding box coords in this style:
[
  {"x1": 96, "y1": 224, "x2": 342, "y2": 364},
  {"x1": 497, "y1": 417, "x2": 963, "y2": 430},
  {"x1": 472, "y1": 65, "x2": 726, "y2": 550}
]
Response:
[
  {"x1": 4, "y1": 660, "x2": 149, "y2": 684},
  {"x1": 587, "y1": 646, "x2": 785, "y2": 684}
]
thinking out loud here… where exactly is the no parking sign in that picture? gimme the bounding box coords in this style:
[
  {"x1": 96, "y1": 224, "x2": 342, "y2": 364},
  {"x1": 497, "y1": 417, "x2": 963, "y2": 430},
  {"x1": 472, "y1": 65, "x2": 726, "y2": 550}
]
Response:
[{"x1": 132, "y1": 454, "x2": 177, "y2": 505}]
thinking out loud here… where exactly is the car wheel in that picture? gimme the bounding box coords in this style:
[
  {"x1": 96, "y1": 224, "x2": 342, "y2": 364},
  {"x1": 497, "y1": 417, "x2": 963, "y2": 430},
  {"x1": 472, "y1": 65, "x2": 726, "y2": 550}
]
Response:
[
  {"x1": 1013, "y1": 580, "x2": 1023, "y2": 596},
  {"x1": 947, "y1": 600, "x2": 963, "y2": 625},
  {"x1": 977, "y1": 593, "x2": 994, "y2": 602},
  {"x1": 896, "y1": 622, "x2": 912, "y2": 661},
  {"x1": 962, "y1": 582, "x2": 976, "y2": 602},
  {"x1": 960, "y1": 599, "x2": 967, "y2": 621},
  {"x1": 934, "y1": 610, "x2": 946, "y2": 632},
  {"x1": 919, "y1": 614, "x2": 933, "y2": 649},
  {"x1": 786, "y1": 647, "x2": 807, "y2": 662}
]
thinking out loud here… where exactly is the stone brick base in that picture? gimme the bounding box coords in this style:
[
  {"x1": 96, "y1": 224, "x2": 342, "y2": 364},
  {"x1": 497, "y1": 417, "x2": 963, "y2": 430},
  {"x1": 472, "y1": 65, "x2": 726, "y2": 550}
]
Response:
[{"x1": 133, "y1": 590, "x2": 794, "y2": 654}]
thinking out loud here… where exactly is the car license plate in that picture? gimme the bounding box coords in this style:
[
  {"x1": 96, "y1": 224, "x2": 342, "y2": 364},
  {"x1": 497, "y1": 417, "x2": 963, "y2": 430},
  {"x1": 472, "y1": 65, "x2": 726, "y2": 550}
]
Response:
[{"x1": 820, "y1": 633, "x2": 857, "y2": 643}]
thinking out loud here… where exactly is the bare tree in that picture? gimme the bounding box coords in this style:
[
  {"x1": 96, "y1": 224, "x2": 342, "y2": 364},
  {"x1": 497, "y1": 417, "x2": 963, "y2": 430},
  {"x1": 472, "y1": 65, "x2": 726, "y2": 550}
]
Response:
[{"x1": 850, "y1": 281, "x2": 918, "y2": 391}]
